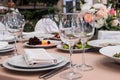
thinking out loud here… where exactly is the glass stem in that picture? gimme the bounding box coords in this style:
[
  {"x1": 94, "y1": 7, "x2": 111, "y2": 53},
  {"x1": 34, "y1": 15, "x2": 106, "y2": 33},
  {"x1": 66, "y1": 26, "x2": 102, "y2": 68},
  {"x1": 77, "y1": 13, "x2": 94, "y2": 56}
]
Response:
[
  {"x1": 69, "y1": 43, "x2": 74, "y2": 72},
  {"x1": 14, "y1": 36, "x2": 18, "y2": 56},
  {"x1": 81, "y1": 39, "x2": 86, "y2": 65}
]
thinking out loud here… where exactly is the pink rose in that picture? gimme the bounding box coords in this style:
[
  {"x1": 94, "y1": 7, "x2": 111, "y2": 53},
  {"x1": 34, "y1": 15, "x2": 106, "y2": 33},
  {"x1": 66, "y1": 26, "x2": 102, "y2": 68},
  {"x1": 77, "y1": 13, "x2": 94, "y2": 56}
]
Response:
[{"x1": 109, "y1": 8, "x2": 116, "y2": 15}]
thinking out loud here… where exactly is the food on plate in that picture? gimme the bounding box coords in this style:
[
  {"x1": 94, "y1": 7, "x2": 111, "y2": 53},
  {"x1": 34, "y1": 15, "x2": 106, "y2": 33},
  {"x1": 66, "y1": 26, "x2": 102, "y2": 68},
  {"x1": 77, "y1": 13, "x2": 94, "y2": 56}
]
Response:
[
  {"x1": 62, "y1": 42, "x2": 89, "y2": 49},
  {"x1": 28, "y1": 36, "x2": 51, "y2": 45},
  {"x1": 54, "y1": 32, "x2": 60, "y2": 38},
  {"x1": 113, "y1": 53, "x2": 120, "y2": 58}
]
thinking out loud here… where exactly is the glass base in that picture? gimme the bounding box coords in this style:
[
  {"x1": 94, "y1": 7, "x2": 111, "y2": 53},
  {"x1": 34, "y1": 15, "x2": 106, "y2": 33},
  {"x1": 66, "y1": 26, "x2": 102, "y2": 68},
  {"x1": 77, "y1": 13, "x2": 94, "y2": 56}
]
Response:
[
  {"x1": 77, "y1": 64, "x2": 93, "y2": 71},
  {"x1": 60, "y1": 71, "x2": 82, "y2": 80}
]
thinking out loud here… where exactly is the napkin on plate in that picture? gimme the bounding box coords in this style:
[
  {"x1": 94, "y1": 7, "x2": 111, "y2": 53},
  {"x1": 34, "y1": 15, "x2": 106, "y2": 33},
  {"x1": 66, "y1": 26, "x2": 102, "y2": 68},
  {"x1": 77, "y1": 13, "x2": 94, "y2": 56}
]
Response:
[
  {"x1": 24, "y1": 48, "x2": 57, "y2": 65},
  {"x1": 34, "y1": 18, "x2": 59, "y2": 34},
  {"x1": 0, "y1": 42, "x2": 8, "y2": 50}
]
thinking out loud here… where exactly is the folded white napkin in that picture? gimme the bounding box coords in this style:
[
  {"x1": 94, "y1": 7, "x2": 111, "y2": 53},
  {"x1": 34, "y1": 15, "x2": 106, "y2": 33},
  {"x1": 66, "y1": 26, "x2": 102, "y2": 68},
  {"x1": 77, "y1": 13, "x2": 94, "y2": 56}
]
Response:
[
  {"x1": 98, "y1": 31, "x2": 120, "y2": 40},
  {"x1": 0, "y1": 42, "x2": 8, "y2": 50},
  {"x1": 24, "y1": 49, "x2": 57, "y2": 65},
  {"x1": 35, "y1": 18, "x2": 59, "y2": 33}
]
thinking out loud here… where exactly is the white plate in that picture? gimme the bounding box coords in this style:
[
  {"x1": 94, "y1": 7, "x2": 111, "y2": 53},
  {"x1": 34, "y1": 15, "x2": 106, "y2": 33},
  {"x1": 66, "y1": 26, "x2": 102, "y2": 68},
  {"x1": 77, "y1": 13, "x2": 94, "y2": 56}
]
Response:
[
  {"x1": 2, "y1": 56, "x2": 68, "y2": 72},
  {"x1": 0, "y1": 42, "x2": 8, "y2": 50},
  {"x1": 57, "y1": 44, "x2": 90, "y2": 52},
  {"x1": 8, "y1": 53, "x2": 65, "y2": 68},
  {"x1": 0, "y1": 45, "x2": 14, "y2": 53},
  {"x1": 24, "y1": 40, "x2": 61, "y2": 48},
  {"x1": 0, "y1": 35, "x2": 15, "y2": 42},
  {"x1": 99, "y1": 46, "x2": 120, "y2": 63},
  {"x1": 88, "y1": 39, "x2": 120, "y2": 48}
]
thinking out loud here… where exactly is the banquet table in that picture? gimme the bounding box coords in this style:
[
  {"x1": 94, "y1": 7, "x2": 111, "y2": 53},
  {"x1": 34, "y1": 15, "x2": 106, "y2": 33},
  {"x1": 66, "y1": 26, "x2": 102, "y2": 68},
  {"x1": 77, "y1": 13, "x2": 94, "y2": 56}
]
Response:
[{"x1": 0, "y1": 42, "x2": 120, "y2": 80}]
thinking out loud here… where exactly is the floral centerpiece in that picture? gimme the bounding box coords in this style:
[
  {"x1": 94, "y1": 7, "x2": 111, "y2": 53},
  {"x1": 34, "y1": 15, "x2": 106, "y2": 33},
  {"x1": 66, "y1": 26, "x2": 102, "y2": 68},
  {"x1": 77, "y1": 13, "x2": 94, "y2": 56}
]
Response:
[{"x1": 81, "y1": 3, "x2": 120, "y2": 31}]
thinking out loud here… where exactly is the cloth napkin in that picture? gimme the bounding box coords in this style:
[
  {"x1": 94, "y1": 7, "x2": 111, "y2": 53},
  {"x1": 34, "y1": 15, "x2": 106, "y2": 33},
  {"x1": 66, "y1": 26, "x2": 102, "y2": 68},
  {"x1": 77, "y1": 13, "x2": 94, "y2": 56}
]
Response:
[
  {"x1": 0, "y1": 42, "x2": 8, "y2": 50},
  {"x1": 34, "y1": 18, "x2": 59, "y2": 34},
  {"x1": 98, "y1": 30, "x2": 120, "y2": 40},
  {"x1": 24, "y1": 49, "x2": 57, "y2": 65}
]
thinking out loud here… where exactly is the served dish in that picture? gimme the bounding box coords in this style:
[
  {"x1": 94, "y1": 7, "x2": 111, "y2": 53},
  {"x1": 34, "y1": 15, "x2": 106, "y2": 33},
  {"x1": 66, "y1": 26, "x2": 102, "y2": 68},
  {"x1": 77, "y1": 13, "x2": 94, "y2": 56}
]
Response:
[
  {"x1": 99, "y1": 46, "x2": 120, "y2": 63},
  {"x1": 24, "y1": 40, "x2": 61, "y2": 48},
  {"x1": 57, "y1": 44, "x2": 90, "y2": 52},
  {"x1": 88, "y1": 39, "x2": 120, "y2": 48}
]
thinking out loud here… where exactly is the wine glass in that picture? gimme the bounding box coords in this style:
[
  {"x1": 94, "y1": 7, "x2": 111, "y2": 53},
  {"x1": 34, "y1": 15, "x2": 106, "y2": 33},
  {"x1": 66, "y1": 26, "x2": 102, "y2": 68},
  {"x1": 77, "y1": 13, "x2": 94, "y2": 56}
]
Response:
[
  {"x1": 77, "y1": 12, "x2": 95, "y2": 71},
  {"x1": 5, "y1": 12, "x2": 22, "y2": 56},
  {"x1": 18, "y1": 14, "x2": 25, "y2": 41},
  {"x1": 59, "y1": 13, "x2": 82, "y2": 80}
]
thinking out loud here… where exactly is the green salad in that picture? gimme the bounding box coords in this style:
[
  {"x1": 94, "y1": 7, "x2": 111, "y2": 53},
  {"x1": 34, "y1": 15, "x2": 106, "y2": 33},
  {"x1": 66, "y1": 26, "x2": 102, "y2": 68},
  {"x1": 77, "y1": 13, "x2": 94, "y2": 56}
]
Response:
[
  {"x1": 62, "y1": 43, "x2": 89, "y2": 49},
  {"x1": 113, "y1": 53, "x2": 120, "y2": 58}
]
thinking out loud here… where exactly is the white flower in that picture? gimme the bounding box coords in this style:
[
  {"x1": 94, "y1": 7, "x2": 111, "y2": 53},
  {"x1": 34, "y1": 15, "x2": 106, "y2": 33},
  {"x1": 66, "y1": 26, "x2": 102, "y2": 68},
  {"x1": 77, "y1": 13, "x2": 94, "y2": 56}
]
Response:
[
  {"x1": 94, "y1": 18, "x2": 105, "y2": 28},
  {"x1": 111, "y1": 19, "x2": 119, "y2": 26},
  {"x1": 93, "y1": 3, "x2": 107, "y2": 10},
  {"x1": 81, "y1": 3, "x2": 92, "y2": 11}
]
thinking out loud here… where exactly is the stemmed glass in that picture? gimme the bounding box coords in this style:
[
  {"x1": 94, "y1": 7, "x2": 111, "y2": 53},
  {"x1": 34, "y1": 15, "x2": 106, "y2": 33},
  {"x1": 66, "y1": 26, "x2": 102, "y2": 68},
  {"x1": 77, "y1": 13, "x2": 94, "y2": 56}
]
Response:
[
  {"x1": 5, "y1": 12, "x2": 22, "y2": 56},
  {"x1": 59, "y1": 13, "x2": 82, "y2": 80},
  {"x1": 77, "y1": 12, "x2": 95, "y2": 71},
  {"x1": 18, "y1": 14, "x2": 25, "y2": 41}
]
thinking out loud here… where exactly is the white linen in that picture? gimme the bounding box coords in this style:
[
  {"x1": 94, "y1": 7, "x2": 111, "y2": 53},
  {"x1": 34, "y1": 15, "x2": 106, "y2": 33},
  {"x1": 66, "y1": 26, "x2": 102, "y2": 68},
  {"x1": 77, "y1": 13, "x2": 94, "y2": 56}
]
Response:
[
  {"x1": 98, "y1": 30, "x2": 120, "y2": 40},
  {"x1": 0, "y1": 34, "x2": 14, "y2": 41},
  {"x1": 24, "y1": 49, "x2": 57, "y2": 65},
  {"x1": 0, "y1": 41, "x2": 8, "y2": 50},
  {"x1": 35, "y1": 18, "x2": 59, "y2": 33},
  {"x1": 22, "y1": 32, "x2": 54, "y2": 39}
]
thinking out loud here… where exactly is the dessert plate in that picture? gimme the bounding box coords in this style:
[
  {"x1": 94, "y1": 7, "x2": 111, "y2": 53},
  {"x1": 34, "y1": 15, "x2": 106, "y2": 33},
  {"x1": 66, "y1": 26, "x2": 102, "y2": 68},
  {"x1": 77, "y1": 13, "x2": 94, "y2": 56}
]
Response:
[{"x1": 24, "y1": 40, "x2": 61, "y2": 48}]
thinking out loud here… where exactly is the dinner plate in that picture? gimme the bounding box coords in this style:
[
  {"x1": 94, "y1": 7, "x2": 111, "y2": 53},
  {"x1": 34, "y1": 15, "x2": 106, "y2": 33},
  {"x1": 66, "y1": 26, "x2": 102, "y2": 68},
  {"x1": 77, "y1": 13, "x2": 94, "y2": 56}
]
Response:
[
  {"x1": 2, "y1": 56, "x2": 68, "y2": 72},
  {"x1": 87, "y1": 39, "x2": 120, "y2": 48},
  {"x1": 0, "y1": 35, "x2": 15, "y2": 42},
  {"x1": 0, "y1": 45, "x2": 14, "y2": 53},
  {"x1": 57, "y1": 44, "x2": 90, "y2": 52},
  {"x1": 24, "y1": 40, "x2": 61, "y2": 48},
  {"x1": 7, "y1": 53, "x2": 65, "y2": 68},
  {"x1": 99, "y1": 46, "x2": 120, "y2": 63}
]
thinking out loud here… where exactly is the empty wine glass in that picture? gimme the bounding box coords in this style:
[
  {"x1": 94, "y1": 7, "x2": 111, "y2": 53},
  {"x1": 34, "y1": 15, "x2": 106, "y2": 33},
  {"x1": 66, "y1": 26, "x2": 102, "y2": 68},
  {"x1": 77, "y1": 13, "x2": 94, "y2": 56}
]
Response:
[
  {"x1": 18, "y1": 14, "x2": 25, "y2": 41},
  {"x1": 59, "y1": 13, "x2": 82, "y2": 80},
  {"x1": 5, "y1": 12, "x2": 22, "y2": 56},
  {"x1": 77, "y1": 12, "x2": 95, "y2": 71}
]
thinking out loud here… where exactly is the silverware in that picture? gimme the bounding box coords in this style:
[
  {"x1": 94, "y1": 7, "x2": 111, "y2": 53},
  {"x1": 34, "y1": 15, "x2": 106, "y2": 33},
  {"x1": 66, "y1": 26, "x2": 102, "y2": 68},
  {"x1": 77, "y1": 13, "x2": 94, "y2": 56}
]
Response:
[{"x1": 39, "y1": 62, "x2": 70, "y2": 79}]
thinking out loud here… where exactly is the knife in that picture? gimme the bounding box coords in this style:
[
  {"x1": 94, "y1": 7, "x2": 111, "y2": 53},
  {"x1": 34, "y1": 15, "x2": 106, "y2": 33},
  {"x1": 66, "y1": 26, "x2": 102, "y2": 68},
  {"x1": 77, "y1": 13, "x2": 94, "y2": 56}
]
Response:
[{"x1": 39, "y1": 62, "x2": 70, "y2": 79}]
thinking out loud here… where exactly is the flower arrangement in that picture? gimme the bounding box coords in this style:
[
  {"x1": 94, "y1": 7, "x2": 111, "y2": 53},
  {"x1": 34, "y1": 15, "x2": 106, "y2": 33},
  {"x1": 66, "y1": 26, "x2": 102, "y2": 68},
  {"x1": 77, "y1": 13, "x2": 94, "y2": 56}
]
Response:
[{"x1": 81, "y1": 3, "x2": 120, "y2": 31}]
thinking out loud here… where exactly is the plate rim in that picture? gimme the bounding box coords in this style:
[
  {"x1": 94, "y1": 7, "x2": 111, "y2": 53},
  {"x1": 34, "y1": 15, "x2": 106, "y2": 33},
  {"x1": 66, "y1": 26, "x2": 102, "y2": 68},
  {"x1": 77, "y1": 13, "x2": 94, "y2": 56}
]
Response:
[
  {"x1": 88, "y1": 39, "x2": 120, "y2": 48},
  {"x1": 2, "y1": 57, "x2": 68, "y2": 72}
]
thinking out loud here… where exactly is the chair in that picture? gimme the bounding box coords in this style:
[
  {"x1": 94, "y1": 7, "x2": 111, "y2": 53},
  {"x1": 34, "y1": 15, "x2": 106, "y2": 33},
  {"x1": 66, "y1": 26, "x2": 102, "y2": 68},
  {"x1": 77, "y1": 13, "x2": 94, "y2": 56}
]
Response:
[{"x1": 35, "y1": 18, "x2": 59, "y2": 34}]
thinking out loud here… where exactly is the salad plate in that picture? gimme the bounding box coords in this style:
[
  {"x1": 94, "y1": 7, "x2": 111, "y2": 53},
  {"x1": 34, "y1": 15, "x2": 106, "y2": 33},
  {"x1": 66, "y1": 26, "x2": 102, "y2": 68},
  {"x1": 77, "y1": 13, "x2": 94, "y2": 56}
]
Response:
[{"x1": 99, "y1": 46, "x2": 120, "y2": 63}]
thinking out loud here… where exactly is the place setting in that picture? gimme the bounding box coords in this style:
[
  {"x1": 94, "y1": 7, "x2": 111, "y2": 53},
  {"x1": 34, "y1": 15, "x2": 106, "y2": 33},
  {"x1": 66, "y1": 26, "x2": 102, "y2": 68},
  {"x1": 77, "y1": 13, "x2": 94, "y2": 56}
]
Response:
[{"x1": 2, "y1": 48, "x2": 69, "y2": 72}]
